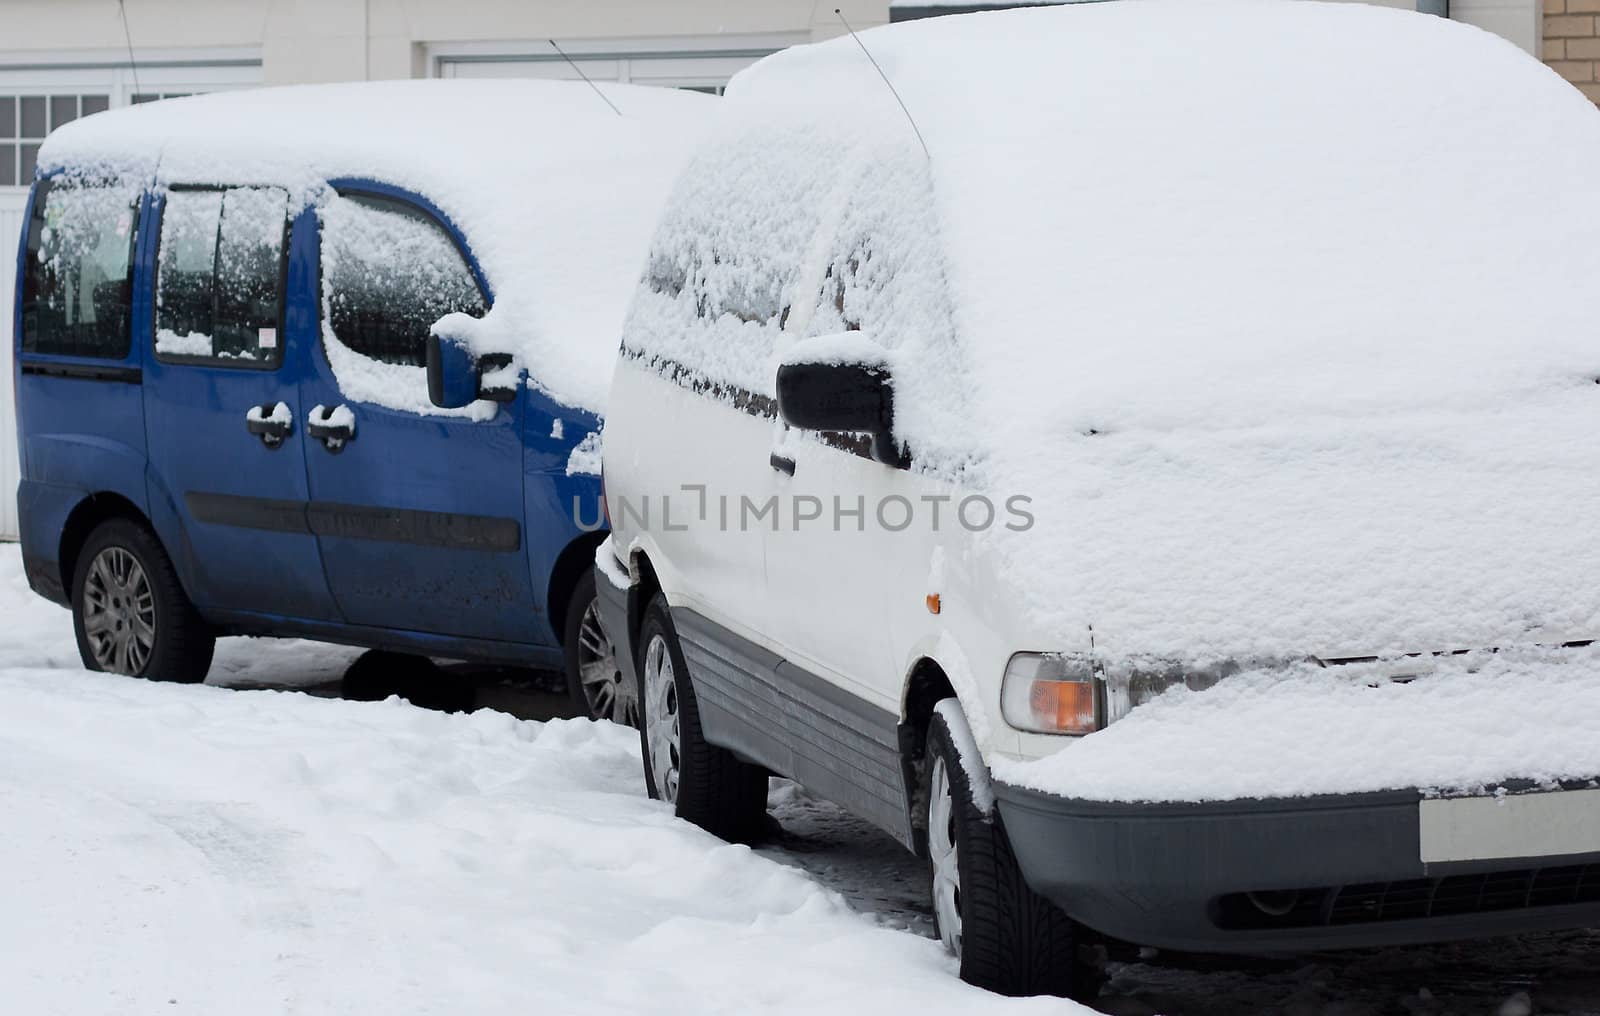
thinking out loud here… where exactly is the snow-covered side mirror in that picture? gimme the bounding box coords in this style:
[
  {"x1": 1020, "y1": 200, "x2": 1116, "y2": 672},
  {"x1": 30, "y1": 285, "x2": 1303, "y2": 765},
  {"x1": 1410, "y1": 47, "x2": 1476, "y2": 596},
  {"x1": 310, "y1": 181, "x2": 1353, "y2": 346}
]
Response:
[
  {"x1": 426, "y1": 330, "x2": 478, "y2": 409},
  {"x1": 427, "y1": 312, "x2": 516, "y2": 409},
  {"x1": 775, "y1": 333, "x2": 903, "y2": 467}
]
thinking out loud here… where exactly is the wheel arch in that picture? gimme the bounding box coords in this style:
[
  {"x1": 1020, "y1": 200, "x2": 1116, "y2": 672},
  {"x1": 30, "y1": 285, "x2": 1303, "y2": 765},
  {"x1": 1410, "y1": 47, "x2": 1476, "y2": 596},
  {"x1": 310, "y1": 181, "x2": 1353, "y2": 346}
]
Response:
[
  {"x1": 59, "y1": 492, "x2": 156, "y2": 606},
  {"x1": 546, "y1": 529, "x2": 610, "y2": 648}
]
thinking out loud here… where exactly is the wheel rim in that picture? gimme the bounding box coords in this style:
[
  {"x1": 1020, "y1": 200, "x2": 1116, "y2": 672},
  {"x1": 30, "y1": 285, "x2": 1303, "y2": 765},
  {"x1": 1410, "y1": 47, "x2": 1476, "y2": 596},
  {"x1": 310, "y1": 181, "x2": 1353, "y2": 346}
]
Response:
[
  {"x1": 642, "y1": 632, "x2": 681, "y2": 803},
  {"x1": 929, "y1": 754, "x2": 963, "y2": 957},
  {"x1": 576, "y1": 600, "x2": 635, "y2": 725},
  {"x1": 82, "y1": 546, "x2": 156, "y2": 676}
]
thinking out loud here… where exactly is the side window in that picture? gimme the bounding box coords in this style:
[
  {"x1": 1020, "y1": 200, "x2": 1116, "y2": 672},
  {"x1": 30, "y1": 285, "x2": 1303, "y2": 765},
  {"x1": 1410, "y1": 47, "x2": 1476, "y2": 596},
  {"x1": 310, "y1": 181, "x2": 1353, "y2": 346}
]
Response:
[
  {"x1": 155, "y1": 187, "x2": 289, "y2": 366},
  {"x1": 321, "y1": 193, "x2": 485, "y2": 369},
  {"x1": 20, "y1": 179, "x2": 140, "y2": 358}
]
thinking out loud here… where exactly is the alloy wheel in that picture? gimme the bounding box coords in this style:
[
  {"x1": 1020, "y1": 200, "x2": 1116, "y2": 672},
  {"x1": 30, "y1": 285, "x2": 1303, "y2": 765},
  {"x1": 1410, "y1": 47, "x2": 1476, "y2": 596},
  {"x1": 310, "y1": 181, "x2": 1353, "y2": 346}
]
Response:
[
  {"x1": 642, "y1": 633, "x2": 681, "y2": 803},
  {"x1": 576, "y1": 601, "x2": 635, "y2": 725},
  {"x1": 82, "y1": 546, "x2": 156, "y2": 676},
  {"x1": 929, "y1": 754, "x2": 963, "y2": 957}
]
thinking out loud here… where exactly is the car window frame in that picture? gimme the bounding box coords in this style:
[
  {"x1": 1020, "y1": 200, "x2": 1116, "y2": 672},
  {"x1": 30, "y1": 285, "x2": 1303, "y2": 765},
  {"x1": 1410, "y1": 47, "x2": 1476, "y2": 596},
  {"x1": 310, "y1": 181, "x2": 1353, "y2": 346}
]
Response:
[
  {"x1": 19, "y1": 174, "x2": 142, "y2": 362},
  {"x1": 316, "y1": 180, "x2": 493, "y2": 373},
  {"x1": 150, "y1": 182, "x2": 292, "y2": 373}
]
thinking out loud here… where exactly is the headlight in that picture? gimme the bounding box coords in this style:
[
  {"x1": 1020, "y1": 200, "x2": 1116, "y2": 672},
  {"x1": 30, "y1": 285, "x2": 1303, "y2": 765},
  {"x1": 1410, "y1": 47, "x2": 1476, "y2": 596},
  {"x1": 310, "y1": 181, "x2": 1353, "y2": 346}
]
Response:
[{"x1": 1000, "y1": 653, "x2": 1101, "y2": 735}]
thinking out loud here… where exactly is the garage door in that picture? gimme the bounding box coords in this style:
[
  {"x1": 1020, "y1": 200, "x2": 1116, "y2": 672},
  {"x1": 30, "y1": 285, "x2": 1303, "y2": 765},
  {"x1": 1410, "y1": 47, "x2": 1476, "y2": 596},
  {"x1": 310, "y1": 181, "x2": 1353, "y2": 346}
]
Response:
[
  {"x1": 434, "y1": 36, "x2": 803, "y2": 93},
  {"x1": 1, "y1": 188, "x2": 23, "y2": 542}
]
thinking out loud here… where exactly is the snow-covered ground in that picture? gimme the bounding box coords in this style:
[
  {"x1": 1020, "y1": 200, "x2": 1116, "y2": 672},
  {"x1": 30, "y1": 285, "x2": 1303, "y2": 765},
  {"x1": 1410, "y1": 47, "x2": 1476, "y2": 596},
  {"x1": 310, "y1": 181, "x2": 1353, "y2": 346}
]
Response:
[{"x1": 2, "y1": 542, "x2": 1597, "y2": 1014}]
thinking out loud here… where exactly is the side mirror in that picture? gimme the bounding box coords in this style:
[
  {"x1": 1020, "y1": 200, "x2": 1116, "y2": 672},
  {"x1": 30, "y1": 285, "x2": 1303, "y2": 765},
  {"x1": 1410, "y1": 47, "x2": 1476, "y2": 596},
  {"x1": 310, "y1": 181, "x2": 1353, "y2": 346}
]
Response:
[
  {"x1": 426, "y1": 331, "x2": 478, "y2": 409},
  {"x1": 776, "y1": 355, "x2": 903, "y2": 466}
]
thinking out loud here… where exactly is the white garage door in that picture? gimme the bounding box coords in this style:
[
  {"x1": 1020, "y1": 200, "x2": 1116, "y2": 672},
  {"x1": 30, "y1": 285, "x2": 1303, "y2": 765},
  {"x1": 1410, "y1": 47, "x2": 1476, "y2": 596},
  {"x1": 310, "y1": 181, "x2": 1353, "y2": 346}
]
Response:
[
  {"x1": 433, "y1": 35, "x2": 805, "y2": 93},
  {"x1": 1, "y1": 189, "x2": 23, "y2": 542}
]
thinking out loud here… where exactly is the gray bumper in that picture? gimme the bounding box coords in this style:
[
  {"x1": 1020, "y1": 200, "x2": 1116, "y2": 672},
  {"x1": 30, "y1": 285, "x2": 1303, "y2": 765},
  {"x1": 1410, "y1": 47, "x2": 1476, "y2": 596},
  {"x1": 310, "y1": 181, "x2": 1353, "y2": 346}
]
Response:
[{"x1": 995, "y1": 782, "x2": 1600, "y2": 953}]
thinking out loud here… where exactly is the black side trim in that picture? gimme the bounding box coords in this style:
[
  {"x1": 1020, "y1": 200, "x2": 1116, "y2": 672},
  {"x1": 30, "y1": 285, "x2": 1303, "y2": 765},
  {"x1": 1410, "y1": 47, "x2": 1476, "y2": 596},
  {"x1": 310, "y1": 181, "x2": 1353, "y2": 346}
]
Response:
[
  {"x1": 674, "y1": 607, "x2": 914, "y2": 849},
  {"x1": 184, "y1": 492, "x2": 521, "y2": 553},
  {"x1": 186, "y1": 492, "x2": 309, "y2": 533},
  {"x1": 306, "y1": 502, "x2": 519, "y2": 553},
  {"x1": 20, "y1": 361, "x2": 142, "y2": 384}
]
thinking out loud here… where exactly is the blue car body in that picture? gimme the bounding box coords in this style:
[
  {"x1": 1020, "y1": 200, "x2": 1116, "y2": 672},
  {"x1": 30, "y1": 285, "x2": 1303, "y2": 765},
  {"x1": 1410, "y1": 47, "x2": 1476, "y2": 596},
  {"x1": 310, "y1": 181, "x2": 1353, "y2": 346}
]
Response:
[{"x1": 14, "y1": 171, "x2": 606, "y2": 671}]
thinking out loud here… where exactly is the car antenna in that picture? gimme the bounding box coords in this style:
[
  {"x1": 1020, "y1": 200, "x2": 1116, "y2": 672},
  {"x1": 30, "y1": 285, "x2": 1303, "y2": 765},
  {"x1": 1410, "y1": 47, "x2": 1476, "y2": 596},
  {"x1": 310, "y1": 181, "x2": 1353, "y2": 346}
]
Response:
[
  {"x1": 548, "y1": 39, "x2": 623, "y2": 117},
  {"x1": 833, "y1": 9, "x2": 930, "y2": 160},
  {"x1": 118, "y1": 0, "x2": 144, "y2": 100}
]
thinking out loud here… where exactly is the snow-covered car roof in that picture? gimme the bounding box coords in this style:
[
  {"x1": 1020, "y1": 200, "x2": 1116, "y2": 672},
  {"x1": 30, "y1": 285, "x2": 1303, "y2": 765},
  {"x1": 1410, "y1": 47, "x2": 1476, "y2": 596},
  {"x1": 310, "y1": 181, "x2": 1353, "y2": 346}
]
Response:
[
  {"x1": 647, "y1": 0, "x2": 1600, "y2": 667},
  {"x1": 39, "y1": 79, "x2": 716, "y2": 413}
]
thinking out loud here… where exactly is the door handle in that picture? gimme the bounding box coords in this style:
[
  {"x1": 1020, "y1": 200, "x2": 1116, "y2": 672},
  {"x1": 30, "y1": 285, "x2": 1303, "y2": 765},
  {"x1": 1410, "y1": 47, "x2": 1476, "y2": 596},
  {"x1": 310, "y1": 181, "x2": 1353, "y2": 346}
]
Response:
[
  {"x1": 307, "y1": 404, "x2": 356, "y2": 453},
  {"x1": 769, "y1": 452, "x2": 796, "y2": 476},
  {"x1": 245, "y1": 402, "x2": 293, "y2": 448}
]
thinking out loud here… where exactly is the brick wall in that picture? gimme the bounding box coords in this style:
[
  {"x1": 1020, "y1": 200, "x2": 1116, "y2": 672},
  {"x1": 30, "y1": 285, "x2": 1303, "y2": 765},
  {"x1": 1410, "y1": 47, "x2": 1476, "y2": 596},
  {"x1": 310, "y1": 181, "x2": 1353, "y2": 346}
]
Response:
[{"x1": 1545, "y1": 0, "x2": 1600, "y2": 104}]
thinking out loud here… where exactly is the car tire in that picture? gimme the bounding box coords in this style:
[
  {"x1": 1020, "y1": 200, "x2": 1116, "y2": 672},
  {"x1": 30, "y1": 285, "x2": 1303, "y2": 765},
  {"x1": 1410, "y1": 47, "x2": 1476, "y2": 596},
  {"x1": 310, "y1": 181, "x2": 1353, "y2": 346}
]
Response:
[
  {"x1": 635, "y1": 593, "x2": 768, "y2": 842},
  {"x1": 925, "y1": 703, "x2": 1101, "y2": 999},
  {"x1": 563, "y1": 571, "x2": 635, "y2": 726},
  {"x1": 70, "y1": 518, "x2": 214, "y2": 684}
]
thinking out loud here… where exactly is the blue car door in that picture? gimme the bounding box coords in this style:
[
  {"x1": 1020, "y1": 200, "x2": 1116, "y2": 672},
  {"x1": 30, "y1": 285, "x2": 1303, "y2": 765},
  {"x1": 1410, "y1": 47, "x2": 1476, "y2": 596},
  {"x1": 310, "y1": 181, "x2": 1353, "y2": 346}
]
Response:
[
  {"x1": 141, "y1": 186, "x2": 339, "y2": 621},
  {"x1": 297, "y1": 184, "x2": 534, "y2": 645}
]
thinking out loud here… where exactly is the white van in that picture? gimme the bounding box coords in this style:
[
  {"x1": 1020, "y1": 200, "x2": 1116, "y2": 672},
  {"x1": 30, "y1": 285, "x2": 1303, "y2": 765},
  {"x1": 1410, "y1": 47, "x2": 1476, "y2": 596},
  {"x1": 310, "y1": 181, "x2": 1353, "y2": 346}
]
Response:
[{"x1": 597, "y1": 1, "x2": 1600, "y2": 997}]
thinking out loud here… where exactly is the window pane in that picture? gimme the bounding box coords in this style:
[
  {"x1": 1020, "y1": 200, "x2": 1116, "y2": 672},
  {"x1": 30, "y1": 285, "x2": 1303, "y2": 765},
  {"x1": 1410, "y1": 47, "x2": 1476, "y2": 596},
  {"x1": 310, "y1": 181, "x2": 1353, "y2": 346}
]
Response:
[
  {"x1": 155, "y1": 191, "x2": 223, "y2": 358},
  {"x1": 19, "y1": 96, "x2": 45, "y2": 138},
  {"x1": 0, "y1": 145, "x2": 14, "y2": 187},
  {"x1": 20, "y1": 181, "x2": 140, "y2": 358},
  {"x1": 20, "y1": 144, "x2": 40, "y2": 184},
  {"x1": 49, "y1": 95, "x2": 76, "y2": 131},
  {"x1": 0, "y1": 97, "x2": 14, "y2": 138},
  {"x1": 323, "y1": 194, "x2": 485, "y2": 367},
  {"x1": 81, "y1": 95, "x2": 110, "y2": 117},
  {"x1": 213, "y1": 187, "x2": 288, "y2": 362}
]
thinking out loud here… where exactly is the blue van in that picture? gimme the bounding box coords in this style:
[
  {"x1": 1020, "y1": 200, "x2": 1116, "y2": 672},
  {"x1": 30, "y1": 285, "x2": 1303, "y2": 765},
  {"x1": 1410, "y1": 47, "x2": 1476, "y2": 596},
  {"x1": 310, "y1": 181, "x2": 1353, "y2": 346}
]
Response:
[{"x1": 11, "y1": 81, "x2": 709, "y2": 722}]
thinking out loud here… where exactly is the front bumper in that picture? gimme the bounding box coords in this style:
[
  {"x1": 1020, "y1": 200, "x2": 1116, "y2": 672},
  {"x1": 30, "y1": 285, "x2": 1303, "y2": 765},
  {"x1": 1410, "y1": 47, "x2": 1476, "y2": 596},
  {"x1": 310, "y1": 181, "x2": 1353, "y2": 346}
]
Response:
[{"x1": 995, "y1": 781, "x2": 1600, "y2": 952}]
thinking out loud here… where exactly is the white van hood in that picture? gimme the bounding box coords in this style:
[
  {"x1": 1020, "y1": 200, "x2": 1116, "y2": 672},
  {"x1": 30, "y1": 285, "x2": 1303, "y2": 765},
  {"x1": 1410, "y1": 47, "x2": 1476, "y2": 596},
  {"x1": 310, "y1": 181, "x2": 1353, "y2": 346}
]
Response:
[{"x1": 988, "y1": 393, "x2": 1600, "y2": 666}]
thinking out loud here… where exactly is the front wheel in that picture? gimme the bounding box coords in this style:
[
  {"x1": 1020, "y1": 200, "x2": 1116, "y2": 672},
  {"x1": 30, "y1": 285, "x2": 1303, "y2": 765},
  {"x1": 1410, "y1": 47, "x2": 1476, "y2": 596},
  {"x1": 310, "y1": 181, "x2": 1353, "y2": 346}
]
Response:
[
  {"x1": 635, "y1": 593, "x2": 767, "y2": 842},
  {"x1": 926, "y1": 703, "x2": 1100, "y2": 999},
  {"x1": 70, "y1": 518, "x2": 214, "y2": 684},
  {"x1": 563, "y1": 571, "x2": 636, "y2": 726}
]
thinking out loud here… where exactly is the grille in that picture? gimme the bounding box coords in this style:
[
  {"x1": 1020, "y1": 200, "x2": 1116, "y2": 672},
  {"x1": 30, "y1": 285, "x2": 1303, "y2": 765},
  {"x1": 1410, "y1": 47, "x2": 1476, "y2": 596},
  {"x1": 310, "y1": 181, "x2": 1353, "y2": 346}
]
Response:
[{"x1": 1215, "y1": 864, "x2": 1600, "y2": 930}]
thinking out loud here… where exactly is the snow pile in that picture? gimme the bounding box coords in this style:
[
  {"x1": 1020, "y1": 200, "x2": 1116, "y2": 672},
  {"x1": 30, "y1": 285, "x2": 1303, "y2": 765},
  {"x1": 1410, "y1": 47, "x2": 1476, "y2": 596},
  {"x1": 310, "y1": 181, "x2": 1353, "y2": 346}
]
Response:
[
  {"x1": 0, "y1": 547, "x2": 1060, "y2": 1015},
  {"x1": 641, "y1": 1, "x2": 1600, "y2": 669},
  {"x1": 41, "y1": 80, "x2": 714, "y2": 413},
  {"x1": 996, "y1": 644, "x2": 1600, "y2": 802}
]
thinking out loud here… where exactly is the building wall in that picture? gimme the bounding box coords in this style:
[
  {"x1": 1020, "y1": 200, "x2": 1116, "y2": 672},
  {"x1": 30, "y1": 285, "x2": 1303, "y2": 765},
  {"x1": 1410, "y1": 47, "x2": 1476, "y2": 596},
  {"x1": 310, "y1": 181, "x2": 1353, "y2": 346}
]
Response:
[{"x1": 1543, "y1": 0, "x2": 1600, "y2": 103}]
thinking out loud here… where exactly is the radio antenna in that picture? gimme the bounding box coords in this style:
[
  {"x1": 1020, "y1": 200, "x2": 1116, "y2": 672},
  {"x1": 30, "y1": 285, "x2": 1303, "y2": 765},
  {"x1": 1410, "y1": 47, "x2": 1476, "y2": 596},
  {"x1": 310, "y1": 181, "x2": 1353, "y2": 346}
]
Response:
[
  {"x1": 118, "y1": 0, "x2": 144, "y2": 99},
  {"x1": 549, "y1": 39, "x2": 622, "y2": 117},
  {"x1": 833, "y1": 9, "x2": 929, "y2": 160}
]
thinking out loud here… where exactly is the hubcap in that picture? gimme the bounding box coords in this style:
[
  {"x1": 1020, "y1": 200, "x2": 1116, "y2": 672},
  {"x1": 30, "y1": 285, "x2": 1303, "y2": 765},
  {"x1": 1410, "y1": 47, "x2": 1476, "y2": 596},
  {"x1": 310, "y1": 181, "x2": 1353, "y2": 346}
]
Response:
[
  {"x1": 929, "y1": 754, "x2": 963, "y2": 956},
  {"x1": 82, "y1": 546, "x2": 156, "y2": 676},
  {"x1": 576, "y1": 600, "x2": 635, "y2": 725},
  {"x1": 642, "y1": 633, "x2": 681, "y2": 803}
]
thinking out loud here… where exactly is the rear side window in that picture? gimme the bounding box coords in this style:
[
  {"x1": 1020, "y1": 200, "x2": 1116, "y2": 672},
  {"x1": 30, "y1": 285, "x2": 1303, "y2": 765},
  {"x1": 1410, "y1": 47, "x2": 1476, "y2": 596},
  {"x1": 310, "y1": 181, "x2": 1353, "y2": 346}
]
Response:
[
  {"x1": 155, "y1": 187, "x2": 289, "y2": 367},
  {"x1": 20, "y1": 179, "x2": 140, "y2": 358},
  {"x1": 320, "y1": 193, "x2": 486, "y2": 369}
]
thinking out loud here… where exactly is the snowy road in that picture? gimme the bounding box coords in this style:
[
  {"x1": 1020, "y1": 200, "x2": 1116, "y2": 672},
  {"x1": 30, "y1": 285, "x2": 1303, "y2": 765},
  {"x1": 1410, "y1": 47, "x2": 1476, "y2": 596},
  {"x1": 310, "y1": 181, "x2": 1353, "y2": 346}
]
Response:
[{"x1": 2, "y1": 545, "x2": 1598, "y2": 1015}]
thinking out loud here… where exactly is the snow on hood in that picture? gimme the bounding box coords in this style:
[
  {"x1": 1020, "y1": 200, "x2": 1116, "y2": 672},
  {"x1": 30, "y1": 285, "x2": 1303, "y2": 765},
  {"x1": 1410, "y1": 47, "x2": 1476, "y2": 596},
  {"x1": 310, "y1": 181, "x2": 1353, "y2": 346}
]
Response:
[
  {"x1": 725, "y1": 1, "x2": 1600, "y2": 665},
  {"x1": 39, "y1": 79, "x2": 716, "y2": 413},
  {"x1": 995, "y1": 645, "x2": 1600, "y2": 802}
]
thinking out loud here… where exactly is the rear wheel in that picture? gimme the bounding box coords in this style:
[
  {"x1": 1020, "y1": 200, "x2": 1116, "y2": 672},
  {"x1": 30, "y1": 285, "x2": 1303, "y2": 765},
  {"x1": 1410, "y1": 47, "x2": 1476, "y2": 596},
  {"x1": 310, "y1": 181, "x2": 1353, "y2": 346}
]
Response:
[
  {"x1": 926, "y1": 703, "x2": 1100, "y2": 999},
  {"x1": 635, "y1": 594, "x2": 767, "y2": 842},
  {"x1": 563, "y1": 571, "x2": 635, "y2": 726},
  {"x1": 70, "y1": 518, "x2": 214, "y2": 684}
]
